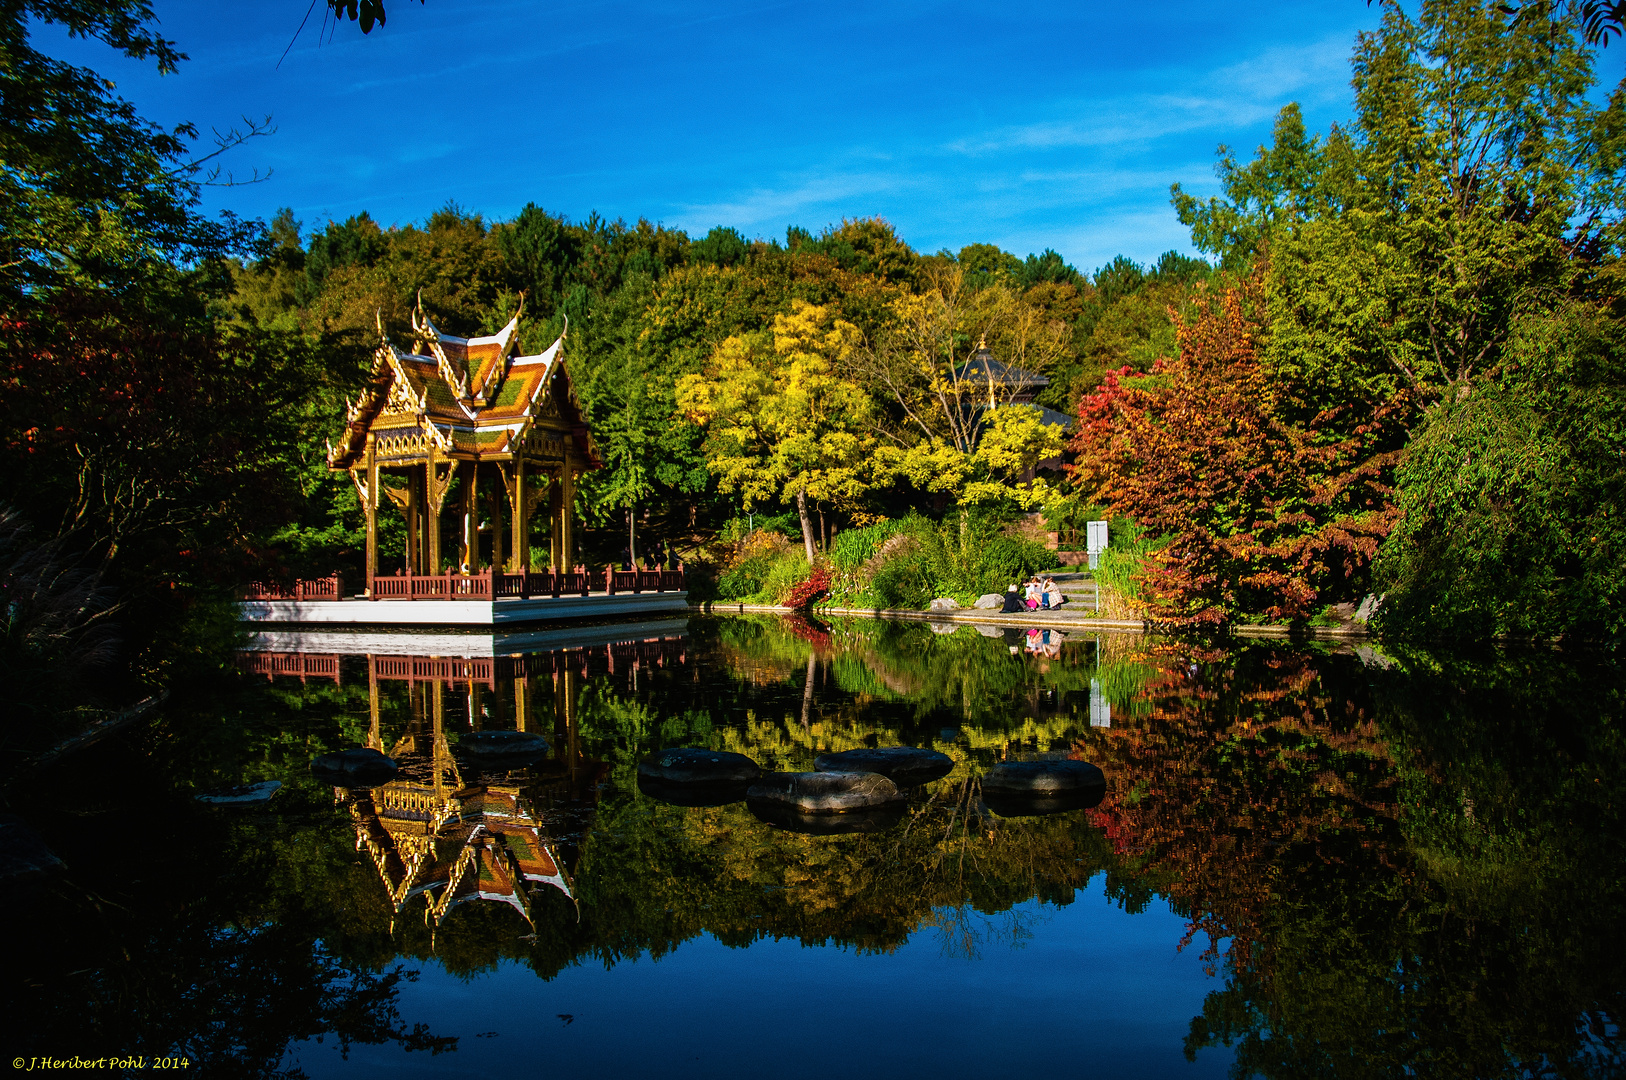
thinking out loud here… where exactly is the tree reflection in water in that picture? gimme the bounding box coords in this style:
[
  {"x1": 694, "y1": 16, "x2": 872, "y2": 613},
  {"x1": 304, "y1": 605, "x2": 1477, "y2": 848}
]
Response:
[{"x1": 3, "y1": 615, "x2": 1621, "y2": 1078}]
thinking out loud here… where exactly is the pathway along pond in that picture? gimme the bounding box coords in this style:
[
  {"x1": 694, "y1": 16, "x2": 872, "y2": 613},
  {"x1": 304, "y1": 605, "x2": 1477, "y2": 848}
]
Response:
[{"x1": 5, "y1": 615, "x2": 1623, "y2": 1078}]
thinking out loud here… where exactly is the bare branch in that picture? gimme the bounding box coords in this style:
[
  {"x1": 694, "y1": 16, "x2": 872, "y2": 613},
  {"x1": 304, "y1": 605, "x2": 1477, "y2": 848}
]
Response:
[{"x1": 166, "y1": 116, "x2": 278, "y2": 186}]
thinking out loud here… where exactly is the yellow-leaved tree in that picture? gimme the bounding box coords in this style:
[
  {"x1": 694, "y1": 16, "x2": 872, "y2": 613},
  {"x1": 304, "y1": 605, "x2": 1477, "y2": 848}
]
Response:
[
  {"x1": 677, "y1": 301, "x2": 877, "y2": 562},
  {"x1": 845, "y1": 264, "x2": 1068, "y2": 508}
]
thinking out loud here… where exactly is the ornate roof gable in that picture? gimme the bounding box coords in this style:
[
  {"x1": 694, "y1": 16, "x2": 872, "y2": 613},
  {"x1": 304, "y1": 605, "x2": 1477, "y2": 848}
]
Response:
[{"x1": 327, "y1": 307, "x2": 600, "y2": 470}]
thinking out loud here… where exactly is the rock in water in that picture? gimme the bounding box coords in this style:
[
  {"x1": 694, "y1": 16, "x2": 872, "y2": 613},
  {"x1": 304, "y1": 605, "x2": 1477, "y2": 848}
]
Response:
[
  {"x1": 310, "y1": 747, "x2": 398, "y2": 787},
  {"x1": 638, "y1": 747, "x2": 762, "y2": 784},
  {"x1": 973, "y1": 593, "x2": 1004, "y2": 609},
  {"x1": 750, "y1": 799, "x2": 906, "y2": 835},
  {"x1": 0, "y1": 816, "x2": 65, "y2": 883},
  {"x1": 983, "y1": 786, "x2": 1107, "y2": 818},
  {"x1": 195, "y1": 780, "x2": 282, "y2": 806},
  {"x1": 929, "y1": 597, "x2": 960, "y2": 611},
  {"x1": 814, "y1": 746, "x2": 953, "y2": 786},
  {"x1": 456, "y1": 731, "x2": 550, "y2": 763},
  {"x1": 981, "y1": 759, "x2": 1105, "y2": 796},
  {"x1": 747, "y1": 771, "x2": 903, "y2": 814},
  {"x1": 637, "y1": 774, "x2": 753, "y2": 808}
]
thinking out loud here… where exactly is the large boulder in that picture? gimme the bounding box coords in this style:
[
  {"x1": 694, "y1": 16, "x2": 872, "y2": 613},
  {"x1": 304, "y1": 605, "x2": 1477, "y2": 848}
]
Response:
[
  {"x1": 310, "y1": 747, "x2": 398, "y2": 787},
  {"x1": 747, "y1": 770, "x2": 903, "y2": 814},
  {"x1": 981, "y1": 759, "x2": 1105, "y2": 796},
  {"x1": 928, "y1": 597, "x2": 960, "y2": 611},
  {"x1": 636, "y1": 774, "x2": 752, "y2": 808},
  {"x1": 195, "y1": 780, "x2": 282, "y2": 807},
  {"x1": 814, "y1": 747, "x2": 953, "y2": 787},
  {"x1": 750, "y1": 799, "x2": 906, "y2": 835},
  {"x1": 638, "y1": 747, "x2": 762, "y2": 785},
  {"x1": 973, "y1": 593, "x2": 1004, "y2": 610},
  {"x1": 983, "y1": 787, "x2": 1107, "y2": 819},
  {"x1": 456, "y1": 730, "x2": 550, "y2": 766}
]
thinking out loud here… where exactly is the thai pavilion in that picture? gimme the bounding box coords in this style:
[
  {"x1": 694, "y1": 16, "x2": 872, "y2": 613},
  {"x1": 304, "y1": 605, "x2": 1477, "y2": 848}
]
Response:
[
  {"x1": 326, "y1": 302, "x2": 600, "y2": 594},
  {"x1": 348, "y1": 746, "x2": 578, "y2": 932}
]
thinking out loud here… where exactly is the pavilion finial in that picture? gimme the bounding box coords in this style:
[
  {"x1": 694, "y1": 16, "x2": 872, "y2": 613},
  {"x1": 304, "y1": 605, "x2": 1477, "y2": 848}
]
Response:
[
  {"x1": 562, "y1": 313, "x2": 569, "y2": 340},
  {"x1": 375, "y1": 308, "x2": 386, "y2": 339},
  {"x1": 411, "y1": 290, "x2": 432, "y2": 340}
]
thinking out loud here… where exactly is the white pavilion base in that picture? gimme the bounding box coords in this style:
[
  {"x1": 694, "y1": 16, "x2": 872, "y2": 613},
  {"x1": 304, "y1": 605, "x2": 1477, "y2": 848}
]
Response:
[
  {"x1": 243, "y1": 616, "x2": 691, "y2": 657},
  {"x1": 240, "y1": 590, "x2": 688, "y2": 626}
]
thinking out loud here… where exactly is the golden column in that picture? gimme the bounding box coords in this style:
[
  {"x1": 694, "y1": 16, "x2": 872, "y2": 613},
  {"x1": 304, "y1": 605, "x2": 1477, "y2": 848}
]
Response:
[
  {"x1": 508, "y1": 455, "x2": 528, "y2": 572},
  {"x1": 425, "y1": 447, "x2": 451, "y2": 574},
  {"x1": 559, "y1": 454, "x2": 576, "y2": 570},
  {"x1": 405, "y1": 469, "x2": 423, "y2": 574},
  {"x1": 547, "y1": 473, "x2": 564, "y2": 572},
  {"x1": 368, "y1": 657, "x2": 381, "y2": 750},
  {"x1": 459, "y1": 460, "x2": 480, "y2": 571},
  {"x1": 514, "y1": 668, "x2": 530, "y2": 733},
  {"x1": 488, "y1": 469, "x2": 505, "y2": 577},
  {"x1": 363, "y1": 433, "x2": 380, "y2": 595}
]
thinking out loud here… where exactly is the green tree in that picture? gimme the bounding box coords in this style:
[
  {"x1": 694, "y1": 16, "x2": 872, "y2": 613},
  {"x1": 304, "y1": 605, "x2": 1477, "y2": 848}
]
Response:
[
  {"x1": 678, "y1": 301, "x2": 878, "y2": 561},
  {"x1": 846, "y1": 264, "x2": 1068, "y2": 509},
  {"x1": 0, "y1": 0, "x2": 322, "y2": 689},
  {"x1": 1168, "y1": 0, "x2": 1626, "y2": 638},
  {"x1": 1171, "y1": 103, "x2": 1329, "y2": 274}
]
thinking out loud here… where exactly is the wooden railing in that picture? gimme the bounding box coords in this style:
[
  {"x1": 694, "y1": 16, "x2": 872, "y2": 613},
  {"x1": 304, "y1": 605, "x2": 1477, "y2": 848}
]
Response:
[
  {"x1": 236, "y1": 651, "x2": 343, "y2": 683},
  {"x1": 372, "y1": 654, "x2": 496, "y2": 687},
  {"x1": 240, "y1": 636, "x2": 690, "y2": 687},
  {"x1": 371, "y1": 569, "x2": 505, "y2": 600},
  {"x1": 604, "y1": 564, "x2": 686, "y2": 595},
  {"x1": 369, "y1": 564, "x2": 684, "y2": 600},
  {"x1": 493, "y1": 568, "x2": 596, "y2": 599},
  {"x1": 244, "y1": 574, "x2": 345, "y2": 602},
  {"x1": 246, "y1": 566, "x2": 686, "y2": 602}
]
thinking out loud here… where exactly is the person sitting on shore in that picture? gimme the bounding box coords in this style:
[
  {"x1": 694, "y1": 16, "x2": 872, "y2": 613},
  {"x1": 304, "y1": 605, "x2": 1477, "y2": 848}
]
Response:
[
  {"x1": 1000, "y1": 584, "x2": 1026, "y2": 613},
  {"x1": 1042, "y1": 576, "x2": 1065, "y2": 608}
]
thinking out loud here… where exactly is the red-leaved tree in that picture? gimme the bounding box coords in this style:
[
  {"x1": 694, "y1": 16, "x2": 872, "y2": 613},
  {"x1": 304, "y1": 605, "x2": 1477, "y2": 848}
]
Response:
[{"x1": 1068, "y1": 278, "x2": 1401, "y2": 625}]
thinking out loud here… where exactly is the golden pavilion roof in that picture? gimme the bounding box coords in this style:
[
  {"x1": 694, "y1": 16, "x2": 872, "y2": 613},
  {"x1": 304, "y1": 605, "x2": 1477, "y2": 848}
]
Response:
[
  {"x1": 327, "y1": 302, "x2": 601, "y2": 471},
  {"x1": 352, "y1": 779, "x2": 575, "y2": 930}
]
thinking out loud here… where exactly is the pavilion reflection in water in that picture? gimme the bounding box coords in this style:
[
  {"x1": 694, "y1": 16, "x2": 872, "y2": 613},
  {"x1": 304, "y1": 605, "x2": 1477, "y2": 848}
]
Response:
[
  {"x1": 349, "y1": 673, "x2": 579, "y2": 933},
  {"x1": 239, "y1": 621, "x2": 690, "y2": 933}
]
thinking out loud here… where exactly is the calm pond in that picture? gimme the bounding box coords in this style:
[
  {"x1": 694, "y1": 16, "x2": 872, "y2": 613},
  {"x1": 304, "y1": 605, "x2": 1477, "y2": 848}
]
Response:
[{"x1": 7, "y1": 614, "x2": 1623, "y2": 1078}]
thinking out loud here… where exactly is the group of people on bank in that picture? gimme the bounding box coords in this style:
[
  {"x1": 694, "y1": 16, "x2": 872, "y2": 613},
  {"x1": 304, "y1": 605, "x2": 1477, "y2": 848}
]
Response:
[{"x1": 1001, "y1": 575, "x2": 1065, "y2": 613}]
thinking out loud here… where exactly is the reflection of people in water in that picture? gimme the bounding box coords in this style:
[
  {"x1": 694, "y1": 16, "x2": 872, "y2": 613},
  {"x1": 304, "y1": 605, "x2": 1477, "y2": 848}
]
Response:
[{"x1": 1025, "y1": 628, "x2": 1064, "y2": 659}]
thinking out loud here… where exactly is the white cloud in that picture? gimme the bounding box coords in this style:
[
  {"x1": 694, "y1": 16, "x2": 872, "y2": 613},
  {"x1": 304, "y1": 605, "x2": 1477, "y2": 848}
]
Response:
[{"x1": 943, "y1": 32, "x2": 1352, "y2": 160}]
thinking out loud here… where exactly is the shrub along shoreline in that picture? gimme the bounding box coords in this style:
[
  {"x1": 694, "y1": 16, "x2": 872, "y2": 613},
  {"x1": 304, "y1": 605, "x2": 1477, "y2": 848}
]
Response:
[{"x1": 712, "y1": 514, "x2": 1058, "y2": 609}]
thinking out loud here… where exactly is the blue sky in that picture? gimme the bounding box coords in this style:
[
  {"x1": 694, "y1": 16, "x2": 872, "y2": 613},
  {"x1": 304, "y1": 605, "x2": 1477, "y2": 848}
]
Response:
[{"x1": 42, "y1": 1, "x2": 1391, "y2": 273}]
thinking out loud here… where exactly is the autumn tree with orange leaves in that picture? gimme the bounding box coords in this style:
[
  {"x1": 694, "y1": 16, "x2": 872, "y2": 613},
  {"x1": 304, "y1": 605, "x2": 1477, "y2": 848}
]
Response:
[{"x1": 1068, "y1": 278, "x2": 1400, "y2": 625}]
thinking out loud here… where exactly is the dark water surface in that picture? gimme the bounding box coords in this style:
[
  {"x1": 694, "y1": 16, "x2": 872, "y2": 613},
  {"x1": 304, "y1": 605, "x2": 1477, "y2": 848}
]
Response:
[{"x1": 6, "y1": 615, "x2": 1623, "y2": 1079}]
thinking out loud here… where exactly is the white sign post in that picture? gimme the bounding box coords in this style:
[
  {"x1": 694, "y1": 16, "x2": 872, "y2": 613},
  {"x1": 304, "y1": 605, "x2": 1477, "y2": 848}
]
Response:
[
  {"x1": 1085, "y1": 520, "x2": 1109, "y2": 562},
  {"x1": 1089, "y1": 676, "x2": 1111, "y2": 728},
  {"x1": 1085, "y1": 521, "x2": 1109, "y2": 614}
]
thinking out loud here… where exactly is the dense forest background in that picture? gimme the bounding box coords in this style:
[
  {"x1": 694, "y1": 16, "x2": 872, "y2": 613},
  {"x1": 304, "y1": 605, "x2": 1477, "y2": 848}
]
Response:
[
  {"x1": 1, "y1": 0, "x2": 1623, "y2": 733},
  {"x1": 227, "y1": 202, "x2": 1212, "y2": 576}
]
